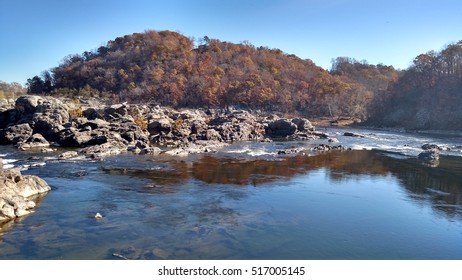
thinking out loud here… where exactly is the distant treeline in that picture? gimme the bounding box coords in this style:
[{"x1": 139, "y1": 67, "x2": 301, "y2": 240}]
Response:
[
  {"x1": 0, "y1": 81, "x2": 26, "y2": 99},
  {"x1": 25, "y1": 30, "x2": 462, "y2": 129}
]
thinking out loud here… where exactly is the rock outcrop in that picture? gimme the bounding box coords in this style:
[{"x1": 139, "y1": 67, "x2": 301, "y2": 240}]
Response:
[
  {"x1": 0, "y1": 162, "x2": 51, "y2": 223},
  {"x1": 0, "y1": 95, "x2": 328, "y2": 157}
]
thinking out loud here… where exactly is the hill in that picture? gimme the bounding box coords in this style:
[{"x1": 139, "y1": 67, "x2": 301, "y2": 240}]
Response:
[
  {"x1": 27, "y1": 30, "x2": 398, "y2": 119},
  {"x1": 25, "y1": 30, "x2": 462, "y2": 130},
  {"x1": 367, "y1": 41, "x2": 462, "y2": 130}
]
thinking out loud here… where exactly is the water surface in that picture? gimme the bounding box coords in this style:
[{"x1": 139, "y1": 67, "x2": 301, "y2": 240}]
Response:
[{"x1": 0, "y1": 131, "x2": 462, "y2": 259}]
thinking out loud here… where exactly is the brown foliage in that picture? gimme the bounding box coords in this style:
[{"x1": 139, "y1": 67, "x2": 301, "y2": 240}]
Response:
[{"x1": 48, "y1": 30, "x2": 350, "y2": 116}]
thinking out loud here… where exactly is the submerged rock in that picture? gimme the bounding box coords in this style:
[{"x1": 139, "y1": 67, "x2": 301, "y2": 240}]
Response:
[
  {"x1": 312, "y1": 144, "x2": 345, "y2": 152},
  {"x1": 343, "y1": 132, "x2": 364, "y2": 137},
  {"x1": 421, "y1": 143, "x2": 443, "y2": 151}
]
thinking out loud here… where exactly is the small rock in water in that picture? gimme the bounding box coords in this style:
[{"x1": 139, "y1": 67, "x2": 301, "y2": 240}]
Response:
[
  {"x1": 94, "y1": 212, "x2": 103, "y2": 219},
  {"x1": 343, "y1": 132, "x2": 364, "y2": 137},
  {"x1": 417, "y1": 149, "x2": 440, "y2": 167},
  {"x1": 58, "y1": 151, "x2": 79, "y2": 160},
  {"x1": 418, "y1": 149, "x2": 440, "y2": 161},
  {"x1": 421, "y1": 143, "x2": 442, "y2": 151}
]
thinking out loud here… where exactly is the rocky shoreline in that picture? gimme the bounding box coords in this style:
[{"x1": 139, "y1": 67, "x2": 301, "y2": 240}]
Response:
[
  {"x1": 0, "y1": 95, "x2": 453, "y2": 162},
  {"x1": 0, "y1": 95, "x2": 335, "y2": 158}
]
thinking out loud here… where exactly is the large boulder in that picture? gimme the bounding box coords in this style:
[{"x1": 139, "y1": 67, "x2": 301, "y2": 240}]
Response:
[
  {"x1": 265, "y1": 119, "x2": 298, "y2": 138},
  {"x1": 104, "y1": 104, "x2": 128, "y2": 119},
  {"x1": 148, "y1": 118, "x2": 172, "y2": 135},
  {"x1": 82, "y1": 107, "x2": 103, "y2": 120},
  {"x1": 31, "y1": 97, "x2": 70, "y2": 137},
  {"x1": 15, "y1": 95, "x2": 42, "y2": 116},
  {"x1": 292, "y1": 118, "x2": 314, "y2": 132},
  {"x1": 17, "y1": 133, "x2": 50, "y2": 150},
  {"x1": 0, "y1": 123, "x2": 33, "y2": 144},
  {"x1": 57, "y1": 128, "x2": 109, "y2": 147},
  {"x1": 0, "y1": 166, "x2": 51, "y2": 223},
  {"x1": 0, "y1": 109, "x2": 17, "y2": 129}
]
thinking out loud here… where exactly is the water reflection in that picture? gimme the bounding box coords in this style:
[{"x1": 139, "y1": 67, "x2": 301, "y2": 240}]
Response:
[
  {"x1": 99, "y1": 150, "x2": 462, "y2": 220},
  {"x1": 192, "y1": 151, "x2": 462, "y2": 219},
  {"x1": 193, "y1": 151, "x2": 391, "y2": 185},
  {"x1": 2, "y1": 148, "x2": 462, "y2": 259}
]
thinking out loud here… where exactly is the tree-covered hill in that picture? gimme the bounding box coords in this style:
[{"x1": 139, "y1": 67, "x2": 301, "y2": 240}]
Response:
[
  {"x1": 367, "y1": 41, "x2": 462, "y2": 130},
  {"x1": 26, "y1": 30, "x2": 462, "y2": 130},
  {"x1": 28, "y1": 30, "x2": 396, "y2": 118}
]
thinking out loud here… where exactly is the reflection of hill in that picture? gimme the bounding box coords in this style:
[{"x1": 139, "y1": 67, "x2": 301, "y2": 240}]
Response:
[
  {"x1": 191, "y1": 151, "x2": 462, "y2": 218},
  {"x1": 101, "y1": 150, "x2": 462, "y2": 218},
  {"x1": 381, "y1": 155, "x2": 462, "y2": 218},
  {"x1": 192, "y1": 151, "x2": 390, "y2": 186},
  {"x1": 99, "y1": 162, "x2": 190, "y2": 194}
]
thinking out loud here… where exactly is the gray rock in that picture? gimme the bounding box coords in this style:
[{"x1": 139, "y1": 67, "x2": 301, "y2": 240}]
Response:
[
  {"x1": 343, "y1": 132, "x2": 364, "y2": 137},
  {"x1": 265, "y1": 119, "x2": 298, "y2": 138},
  {"x1": 148, "y1": 118, "x2": 172, "y2": 135},
  {"x1": 0, "y1": 168, "x2": 51, "y2": 223},
  {"x1": 82, "y1": 107, "x2": 103, "y2": 120},
  {"x1": 17, "y1": 133, "x2": 50, "y2": 150},
  {"x1": 31, "y1": 97, "x2": 70, "y2": 137},
  {"x1": 312, "y1": 144, "x2": 345, "y2": 151},
  {"x1": 57, "y1": 128, "x2": 108, "y2": 147},
  {"x1": 328, "y1": 137, "x2": 340, "y2": 143},
  {"x1": 82, "y1": 119, "x2": 110, "y2": 130},
  {"x1": 0, "y1": 123, "x2": 33, "y2": 144},
  {"x1": 15, "y1": 95, "x2": 42, "y2": 116},
  {"x1": 79, "y1": 141, "x2": 128, "y2": 159},
  {"x1": 140, "y1": 146, "x2": 162, "y2": 155},
  {"x1": 292, "y1": 118, "x2": 314, "y2": 132},
  {"x1": 1, "y1": 203, "x2": 16, "y2": 219},
  {"x1": 58, "y1": 151, "x2": 79, "y2": 160},
  {"x1": 421, "y1": 144, "x2": 442, "y2": 151},
  {"x1": 104, "y1": 104, "x2": 128, "y2": 119},
  {"x1": 205, "y1": 129, "x2": 222, "y2": 141},
  {"x1": 418, "y1": 149, "x2": 440, "y2": 162}
]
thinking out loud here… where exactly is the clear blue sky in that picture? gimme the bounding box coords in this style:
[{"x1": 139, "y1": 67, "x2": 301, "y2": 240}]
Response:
[{"x1": 1, "y1": 0, "x2": 461, "y2": 85}]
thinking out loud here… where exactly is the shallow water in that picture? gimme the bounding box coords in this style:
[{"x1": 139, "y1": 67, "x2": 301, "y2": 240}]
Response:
[{"x1": 1, "y1": 130, "x2": 462, "y2": 260}]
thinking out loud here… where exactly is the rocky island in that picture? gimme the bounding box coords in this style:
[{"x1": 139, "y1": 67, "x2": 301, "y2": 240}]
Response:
[{"x1": 0, "y1": 95, "x2": 332, "y2": 158}]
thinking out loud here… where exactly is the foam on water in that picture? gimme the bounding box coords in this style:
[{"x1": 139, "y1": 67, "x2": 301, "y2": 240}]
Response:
[
  {"x1": 3, "y1": 159, "x2": 17, "y2": 164},
  {"x1": 2, "y1": 158, "x2": 18, "y2": 169},
  {"x1": 223, "y1": 144, "x2": 278, "y2": 157}
]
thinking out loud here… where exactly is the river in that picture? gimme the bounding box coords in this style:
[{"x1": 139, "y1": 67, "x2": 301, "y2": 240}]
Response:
[{"x1": 0, "y1": 128, "x2": 461, "y2": 259}]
